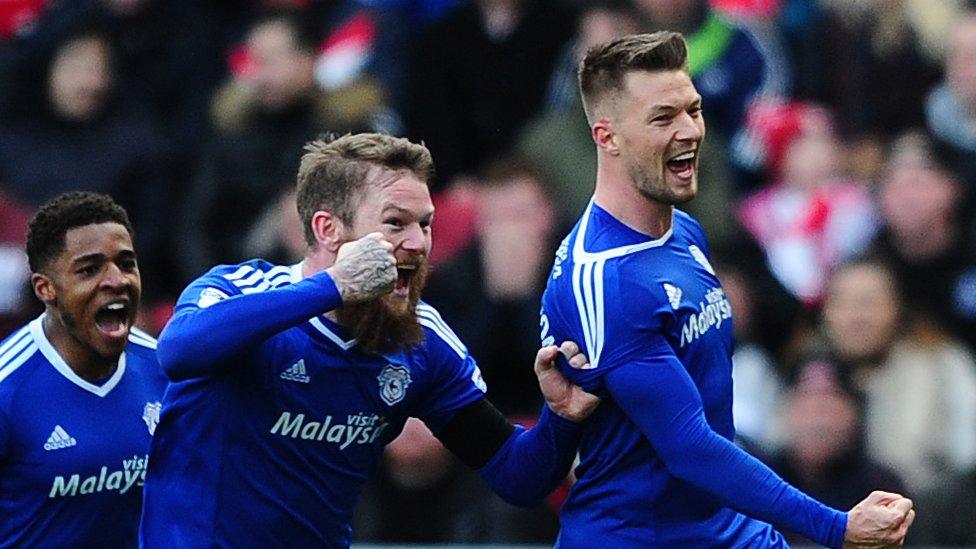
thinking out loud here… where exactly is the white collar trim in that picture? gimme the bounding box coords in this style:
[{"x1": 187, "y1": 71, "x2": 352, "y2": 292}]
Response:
[
  {"x1": 289, "y1": 261, "x2": 304, "y2": 284},
  {"x1": 291, "y1": 261, "x2": 358, "y2": 350},
  {"x1": 30, "y1": 314, "x2": 125, "y2": 397},
  {"x1": 572, "y1": 200, "x2": 674, "y2": 263}
]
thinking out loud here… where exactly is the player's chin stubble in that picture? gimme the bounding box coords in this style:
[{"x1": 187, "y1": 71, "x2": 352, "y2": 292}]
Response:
[{"x1": 336, "y1": 259, "x2": 430, "y2": 355}]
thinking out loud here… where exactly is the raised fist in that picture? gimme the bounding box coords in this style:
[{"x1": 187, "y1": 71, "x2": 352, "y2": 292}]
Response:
[{"x1": 326, "y1": 232, "x2": 397, "y2": 303}]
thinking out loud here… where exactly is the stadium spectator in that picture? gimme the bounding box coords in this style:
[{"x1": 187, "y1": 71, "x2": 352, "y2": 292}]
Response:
[
  {"x1": 0, "y1": 0, "x2": 223, "y2": 169},
  {"x1": 177, "y1": 8, "x2": 381, "y2": 279},
  {"x1": 0, "y1": 191, "x2": 166, "y2": 546},
  {"x1": 769, "y1": 355, "x2": 906, "y2": 541},
  {"x1": 821, "y1": 257, "x2": 976, "y2": 495},
  {"x1": 401, "y1": 0, "x2": 576, "y2": 186},
  {"x1": 737, "y1": 100, "x2": 877, "y2": 305},
  {"x1": 784, "y1": 0, "x2": 940, "y2": 142},
  {"x1": 0, "y1": 25, "x2": 172, "y2": 300},
  {"x1": 868, "y1": 131, "x2": 976, "y2": 351},
  {"x1": 926, "y1": 9, "x2": 976, "y2": 191},
  {"x1": 424, "y1": 158, "x2": 560, "y2": 415}
]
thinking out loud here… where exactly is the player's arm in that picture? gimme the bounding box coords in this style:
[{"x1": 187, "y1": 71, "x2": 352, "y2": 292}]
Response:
[
  {"x1": 157, "y1": 234, "x2": 396, "y2": 380},
  {"x1": 434, "y1": 344, "x2": 597, "y2": 507},
  {"x1": 603, "y1": 348, "x2": 911, "y2": 549}
]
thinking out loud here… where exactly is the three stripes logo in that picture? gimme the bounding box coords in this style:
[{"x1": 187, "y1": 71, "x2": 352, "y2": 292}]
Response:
[
  {"x1": 663, "y1": 283, "x2": 683, "y2": 310},
  {"x1": 44, "y1": 425, "x2": 77, "y2": 451},
  {"x1": 280, "y1": 359, "x2": 310, "y2": 383}
]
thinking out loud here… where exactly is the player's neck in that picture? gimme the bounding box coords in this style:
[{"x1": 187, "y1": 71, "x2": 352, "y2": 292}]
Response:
[
  {"x1": 301, "y1": 251, "x2": 333, "y2": 280},
  {"x1": 42, "y1": 312, "x2": 118, "y2": 382},
  {"x1": 593, "y1": 166, "x2": 673, "y2": 238},
  {"x1": 301, "y1": 251, "x2": 345, "y2": 325}
]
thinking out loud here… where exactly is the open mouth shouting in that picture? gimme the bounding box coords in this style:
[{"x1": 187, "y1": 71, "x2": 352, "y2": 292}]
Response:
[
  {"x1": 94, "y1": 299, "x2": 133, "y2": 344},
  {"x1": 666, "y1": 150, "x2": 697, "y2": 181},
  {"x1": 394, "y1": 263, "x2": 418, "y2": 298}
]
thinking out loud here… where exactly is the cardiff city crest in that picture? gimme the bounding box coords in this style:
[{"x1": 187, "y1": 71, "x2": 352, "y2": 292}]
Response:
[
  {"x1": 143, "y1": 401, "x2": 162, "y2": 435},
  {"x1": 378, "y1": 364, "x2": 412, "y2": 406}
]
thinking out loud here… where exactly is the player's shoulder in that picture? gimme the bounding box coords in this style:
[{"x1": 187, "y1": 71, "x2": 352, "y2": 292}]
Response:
[
  {"x1": 127, "y1": 327, "x2": 158, "y2": 353},
  {"x1": 180, "y1": 259, "x2": 297, "y2": 309},
  {"x1": 674, "y1": 208, "x2": 703, "y2": 230},
  {"x1": 123, "y1": 329, "x2": 168, "y2": 390},
  {"x1": 0, "y1": 322, "x2": 44, "y2": 403},
  {"x1": 415, "y1": 302, "x2": 468, "y2": 361},
  {"x1": 673, "y1": 209, "x2": 709, "y2": 245},
  {"x1": 125, "y1": 328, "x2": 163, "y2": 370},
  {"x1": 197, "y1": 259, "x2": 295, "y2": 294}
]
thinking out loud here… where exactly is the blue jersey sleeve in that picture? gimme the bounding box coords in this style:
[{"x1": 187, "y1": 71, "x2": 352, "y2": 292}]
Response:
[
  {"x1": 412, "y1": 304, "x2": 487, "y2": 433},
  {"x1": 477, "y1": 405, "x2": 582, "y2": 507},
  {"x1": 158, "y1": 263, "x2": 342, "y2": 381},
  {"x1": 604, "y1": 347, "x2": 848, "y2": 549}
]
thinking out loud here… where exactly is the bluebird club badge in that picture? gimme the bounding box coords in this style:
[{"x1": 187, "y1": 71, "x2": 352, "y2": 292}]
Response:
[
  {"x1": 378, "y1": 364, "x2": 411, "y2": 406},
  {"x1": 143, "y1": 402, "x2": 162, "y2": 435}
]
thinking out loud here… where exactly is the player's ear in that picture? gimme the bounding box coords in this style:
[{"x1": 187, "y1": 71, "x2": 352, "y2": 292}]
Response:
[
  {"x1": 310, "y1": 210, "x2": 346, "y2": 254},
  {"x1": 31, "y1": 272, "x2": 56, "y2": 306},
  {"x1": 593, "y1": 119, "x2": 619, "y2": 156}
]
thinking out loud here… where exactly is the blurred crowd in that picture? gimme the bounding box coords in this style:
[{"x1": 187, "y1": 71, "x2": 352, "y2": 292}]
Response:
[{"x1": 3, "y1": 0, "x2": 976, "y2": 544}]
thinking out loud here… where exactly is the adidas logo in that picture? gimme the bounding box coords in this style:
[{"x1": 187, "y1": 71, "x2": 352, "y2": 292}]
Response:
[
  {"x1": 280, "y1": 359, "x2": 310, "y2": 383},
  {"x1": 44, "y1": 425, "x2": 77, "y2": 451},
  {"x1": 663, "y1": 283, "x2": 683, "y2": 310}
]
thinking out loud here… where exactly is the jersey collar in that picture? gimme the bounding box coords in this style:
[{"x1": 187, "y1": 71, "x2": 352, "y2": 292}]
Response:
[
  {"x1": 290, "y1": 261, "x2": 358, "y2": 350},
  {"x1": 573, "y1": 200, "x2": 674, "y2": 263},
  {"x1": 30, "y1": 314, "x2": 126, "y2": 397}
]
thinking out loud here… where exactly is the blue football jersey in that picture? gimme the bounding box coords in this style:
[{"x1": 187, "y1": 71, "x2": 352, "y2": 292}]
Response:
[
  {"x1": 0, "y1": 315, "x2": 167, "y2": 548},
  {"x1": 140, "y1": 261, "x2": 488, "y2": 548},
  {"x1": 542, "y1": 203, "x2": 798, "y2": 547}
]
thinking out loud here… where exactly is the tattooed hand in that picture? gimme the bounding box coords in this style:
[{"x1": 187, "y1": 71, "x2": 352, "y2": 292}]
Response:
[{"x1": 326, "y1": 233, "x2": 397, "y2": 303}]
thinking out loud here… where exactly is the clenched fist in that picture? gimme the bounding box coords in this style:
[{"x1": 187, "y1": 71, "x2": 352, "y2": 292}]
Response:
[
  {"x1": 844, "y1": 491, "x2": 915, "y2": 549},
  {"x1": 326, "y1": 232, "x2": 397, "y2": 303}
]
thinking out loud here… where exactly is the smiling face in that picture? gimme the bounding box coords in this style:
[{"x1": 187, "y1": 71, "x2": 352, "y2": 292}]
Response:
[
  {"x1": 333, "y1": 170, "x2": 433, "y2": 353},
  {"x1": 610, "y1": 69, "x2": 704, "y2": 205},
  {"x1": 33, "y1": 222, "x2": 140, "y2": 362},
  {"x1": 347, "y1": 170, "x2": 433, "y2": 312}
]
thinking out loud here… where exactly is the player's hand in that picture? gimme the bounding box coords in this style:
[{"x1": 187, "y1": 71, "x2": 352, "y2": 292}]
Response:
[
  {"x1": 843, "y1": 491, "x2": 915, "y2": 548},
  {"x1": 326, "y1": 232, "x2": 396, "y2": 303},
  {"x1": 535, "y1": 341, "x2": 600, "y2": 422}
]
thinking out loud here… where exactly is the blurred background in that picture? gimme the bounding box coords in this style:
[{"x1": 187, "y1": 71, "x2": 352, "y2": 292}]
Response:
[{"x1": 3, "y1": 0, "x2": 976, "y2": 545}]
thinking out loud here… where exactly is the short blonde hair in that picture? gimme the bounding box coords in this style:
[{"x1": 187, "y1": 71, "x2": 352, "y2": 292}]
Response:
[{"x1": 296, "y1": 133, "x2": 434, "y2": 245}]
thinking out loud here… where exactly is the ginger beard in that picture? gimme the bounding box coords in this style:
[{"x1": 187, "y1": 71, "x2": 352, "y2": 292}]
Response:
[{"x1": 336, "y1": 255, "x2": 430, "y2": 354}]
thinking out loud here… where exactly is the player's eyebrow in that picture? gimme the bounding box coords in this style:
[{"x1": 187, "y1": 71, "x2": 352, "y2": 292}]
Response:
[
  {"x1": 649, "y1": 95, "x2": 703, "y2": 114},
  {"x1": 70, "y1": 252, "x2": 106, "y2": 265},
  {"x1": 70, "y1": 248, "x2": 136, "y2": 265},
  {"x1": 383, "y1": 205, "x2": 435, "y2": 222}
]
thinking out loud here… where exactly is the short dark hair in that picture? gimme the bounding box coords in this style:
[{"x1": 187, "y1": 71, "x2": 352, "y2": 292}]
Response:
[
  {"x1": 26, "y1": 191, "x2": 133, "y2": 273},
  {"x1": 296, "y1": 133, "x2": 434, "y2": 246},
  {"x1": 578, "y1": 31, "x2": 688, "y2": 122}
]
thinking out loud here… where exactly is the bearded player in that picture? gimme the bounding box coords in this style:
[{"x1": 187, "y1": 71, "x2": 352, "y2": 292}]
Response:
[{"x1": 140, "y1": 133, "x2": 598, "y2": 547}]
